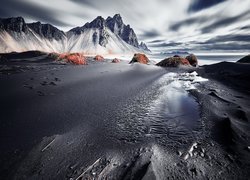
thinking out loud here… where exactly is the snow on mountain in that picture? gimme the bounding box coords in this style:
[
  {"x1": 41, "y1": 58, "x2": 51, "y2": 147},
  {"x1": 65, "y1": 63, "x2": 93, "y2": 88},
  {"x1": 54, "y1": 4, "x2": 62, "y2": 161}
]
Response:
[{"x1": 0, "y1": 15, "x2": 150, "y2": 55}]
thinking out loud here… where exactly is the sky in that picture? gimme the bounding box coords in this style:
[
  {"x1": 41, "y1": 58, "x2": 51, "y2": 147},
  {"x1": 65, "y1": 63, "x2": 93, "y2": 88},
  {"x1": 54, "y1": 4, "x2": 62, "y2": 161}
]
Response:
[{"x1": 0, "y1": 0, "x2": 250, "y2": 54}]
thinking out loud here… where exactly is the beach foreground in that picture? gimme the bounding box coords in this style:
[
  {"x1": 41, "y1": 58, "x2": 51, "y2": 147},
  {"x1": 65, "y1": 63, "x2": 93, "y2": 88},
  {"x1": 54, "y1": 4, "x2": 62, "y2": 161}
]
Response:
[{"x1": 0, "y1": 54, "x2": 250, "y2": 179}]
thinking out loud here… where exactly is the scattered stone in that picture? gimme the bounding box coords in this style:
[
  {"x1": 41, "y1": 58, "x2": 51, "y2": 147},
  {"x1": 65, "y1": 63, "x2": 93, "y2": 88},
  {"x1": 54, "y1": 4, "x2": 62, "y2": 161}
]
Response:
[
  {"x1": 186, "y1": 54, "x2": 198, "y2": 67},
  {"x1": 111, "y1": 58, "x2": 120, "y2": 63},
  {"x1": 37, "y1": 91, "x2": 45, "y2": 96},
  {"x1": 94, "y1": 55, "x2": 104, "y2": 61},
  {"x1": 129, "y1": 53, "x2": 149, "y2": 64},
  {"x1": 156, "y1": 57, "x2": 190, "y2": 67},
  {"x1": 57, "y1": 53, "x2": 87, "y2": 65},
  {"x1": 49, "y1": 82, "x2": 56, "y2": 86}
]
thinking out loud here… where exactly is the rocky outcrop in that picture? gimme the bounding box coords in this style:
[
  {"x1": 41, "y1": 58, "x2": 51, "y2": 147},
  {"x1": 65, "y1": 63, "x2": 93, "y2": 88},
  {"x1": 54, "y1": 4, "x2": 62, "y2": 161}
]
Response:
[
  {"x1": 237, "y1": 55, "x2": 250, "y2": 63},
  {"x1": 0, "y1": 17, "x2": 28, "y2": 33},
  {"x1": 156, "y1": 57, "x2": 190, "y2": 67},
  {"x1": 57, "y1": 53, "x2": 87, "y2": 65},
  {"x1": 111, "y1": 58, "x2": 120, "y2": 63},
  {"x1": 106, "y1": 14, "x2": 139, "y2": 48},
  {"x1": 129, "y1": 53, "x2": 150, "y2": 64},
  {"x1": 94, "y1": 55, "x2": 104, "y2": 61},
  {"x1": 27, "y1": 22, "x2": 66, "y2": 41},
  {"x1": 0, "y1": 15, "x2": 148, "y2": 53},
  {"x1": 68, "y1": 14, "x2": 148, "y2": 50},
  {"x1": 186, "y1": 54, "x2": 198, "y2": 67}
]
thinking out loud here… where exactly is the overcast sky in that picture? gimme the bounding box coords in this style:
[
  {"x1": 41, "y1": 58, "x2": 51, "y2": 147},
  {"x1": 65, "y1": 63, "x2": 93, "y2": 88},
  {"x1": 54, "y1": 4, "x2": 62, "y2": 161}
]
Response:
[{"x1": 1, "y1": 0, "x2": 249, "y2": 53}]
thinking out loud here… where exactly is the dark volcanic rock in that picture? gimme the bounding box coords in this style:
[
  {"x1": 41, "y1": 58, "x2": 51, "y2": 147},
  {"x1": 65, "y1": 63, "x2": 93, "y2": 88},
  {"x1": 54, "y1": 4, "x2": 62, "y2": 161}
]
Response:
[
  {"x1": 0, "y1": 17, "x2": 66, "y2": 41},
  {"x1": 58, "y1": 53, "x2": 87, "y2": 65},
  {"x1": 94, "y1": 55, "x2": 104, "y2": 61},
  {"x1": 129, "y1": 53, "x2": 149, "y2": 64},
  {"x1": 186, "y1": 54, "x2": 198, "y2": 67},
  {"x1": 0, "y1": 17, "x2": 28, "y2": 33},
  {"x1": 27, "y1": 22, "x2": 66, "y2": 41},
  {"x1": 111, "y1": 58, "x2": 120, "y2": 63},
  {"x1": 69, "y1": 16, "x2": 109, "y2": 47},
  {"x1": 156, "y1": 57, "x2": 191, "y2": 67},
  {"x1": 106, "y1": 14, "x2": 139, "y2": 48},
  {"x1": 237, "y1": 55, "x2": 250, "y2": 63}
]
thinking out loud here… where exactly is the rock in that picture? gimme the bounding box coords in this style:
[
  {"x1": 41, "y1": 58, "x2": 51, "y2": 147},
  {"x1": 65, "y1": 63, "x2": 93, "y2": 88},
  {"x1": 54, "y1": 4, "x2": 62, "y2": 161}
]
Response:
[
  {"x1": 94, "y1": 55, "x2": 104, "y2": 61},
  {"x1": 106, "y1": 14, "x2": 139, "y2": 48},
  {"x1": 156, "y1": 57, "x2": 190, "y2": 67},
  {"x1": 58, "y1": 53, "x2": 87, "y2": 65},
  {"x1": 237, "y1": 55, "x2": 250, "y2": 63},
  {"x1": 111, "y1": 58, "x2": 120, "y2": 63},
  {"x1": 186, "y1": 54, "x2": 198, "y2": 67},
  {"x1": 129, "y1": 53, "x2": 149, "y2": 64},
  {"x1": 173, "y1": 55, "x2": 180, "y2": 57}
]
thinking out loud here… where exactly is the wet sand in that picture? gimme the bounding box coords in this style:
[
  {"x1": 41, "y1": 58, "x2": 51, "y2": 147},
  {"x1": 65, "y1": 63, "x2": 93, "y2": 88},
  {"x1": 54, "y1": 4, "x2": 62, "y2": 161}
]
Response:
[{"x1": 0, "y1": 55, "x2": 250, "y2": 179}]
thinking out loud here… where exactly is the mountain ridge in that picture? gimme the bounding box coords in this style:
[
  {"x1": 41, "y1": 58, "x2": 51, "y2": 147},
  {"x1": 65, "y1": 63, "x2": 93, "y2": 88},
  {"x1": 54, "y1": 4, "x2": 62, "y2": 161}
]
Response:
[{"x1": 0, "y1": 15, "x2": 150, "y2": 54}]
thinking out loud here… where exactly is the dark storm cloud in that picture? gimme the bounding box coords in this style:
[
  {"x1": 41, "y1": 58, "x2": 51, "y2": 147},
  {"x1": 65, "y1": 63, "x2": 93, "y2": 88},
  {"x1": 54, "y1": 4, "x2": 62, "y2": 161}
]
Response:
[
  {"x1": 140, "y1": 30, "x2": 160, "y2": 38},
  {"x1": 201, "y1": 11, "x2": 250, "y2": 33},
  {"x1": 0, "y1": 0, "x2": 72, "y2": 27},
  {"x1": 199, "y1": 43, "x2": 250, "y2": 50},
  {"x1": 70, "y1": 0, "x2": 94, "y2": 7},
  {"x1": 148, "y1": 39, "x2": 165, "y2": 43},
  {"x1": 169, "y1": 16, "x2": 209, "y2": 31},
  {"x1": 190, "y1": 34, "x2": 250, "y2": 50},
  {"x1": 188, "y1": 0, "x2": 227, "y2": 12},
  {"x1": 150, "y1": 42, "x2": 183, "y2": 48},
  {"x1": 202, "y1": 34, "x2": 250, "y2": 44}
]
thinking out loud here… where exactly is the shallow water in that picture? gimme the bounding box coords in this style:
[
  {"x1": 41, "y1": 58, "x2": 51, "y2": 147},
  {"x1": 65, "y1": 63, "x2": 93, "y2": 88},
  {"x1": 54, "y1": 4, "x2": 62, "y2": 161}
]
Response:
[{"x1": 113, "y1": 71, "x2": 206, "y2": 147}]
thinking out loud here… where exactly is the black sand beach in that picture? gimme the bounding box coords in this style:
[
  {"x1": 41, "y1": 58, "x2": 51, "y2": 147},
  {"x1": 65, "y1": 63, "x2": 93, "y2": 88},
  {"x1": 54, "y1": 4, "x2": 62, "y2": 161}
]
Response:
[{"x1": 0, "y1": 54, "x2": 250, "y2": 179}]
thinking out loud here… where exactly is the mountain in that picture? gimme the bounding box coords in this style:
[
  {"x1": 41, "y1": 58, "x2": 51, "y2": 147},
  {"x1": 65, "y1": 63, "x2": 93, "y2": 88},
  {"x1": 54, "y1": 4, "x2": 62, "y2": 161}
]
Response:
[
  {"x1": 0, "y1": 15, "x2": 150, "y2": 54},
  {"x1": 139, "y1": 42, "x2": 151, "y2": 52}
]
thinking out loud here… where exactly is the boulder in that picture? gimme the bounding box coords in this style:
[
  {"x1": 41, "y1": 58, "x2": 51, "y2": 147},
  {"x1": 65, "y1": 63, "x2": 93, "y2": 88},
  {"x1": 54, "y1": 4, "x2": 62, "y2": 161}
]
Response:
[
  {"x1": 156, "y1": 57, "x2": 190, "y2": 67},
  {"x1": 237, "y1": 55, "x2": 250, "y2": 63},
  {"x1": 186, "y1": 54, "x2": 198, "y2": 67},
  {"x1": 129, "y1": 53, "x2": 149, "y2": 64},
  {"x1": 58, "y1": 53, "x2": 87, "y2": 65},
  {"x1": 94, "y1": 55, "x2": 104, "y2": 61},
  {"x1": 112, "y1": 58, "x2": 120, "y2": 63}
]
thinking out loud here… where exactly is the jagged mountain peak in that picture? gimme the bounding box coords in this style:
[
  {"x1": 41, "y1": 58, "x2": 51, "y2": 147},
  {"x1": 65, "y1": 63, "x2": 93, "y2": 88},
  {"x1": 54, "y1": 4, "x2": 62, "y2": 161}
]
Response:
[
  {"x1": 27, "y1": 22, "x2": 66, "y2": 41},
  {"x1": 86, "y1": 16, "x2": 106, "y2": 29},
  {"x1": 0, "y1": 15, "x2": 150, "y2": 54},
  {"x1": 139, "y1": 42, "x2": 151, "y2": 52},
  {"x1": 0, "y1": 16, "x2": 28, "y2": 33}
]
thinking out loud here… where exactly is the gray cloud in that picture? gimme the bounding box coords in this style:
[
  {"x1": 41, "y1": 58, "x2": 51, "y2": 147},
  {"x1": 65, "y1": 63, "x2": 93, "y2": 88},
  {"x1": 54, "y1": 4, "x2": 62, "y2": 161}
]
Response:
[
  {"x1": 169, "y1": 16, "x2": 209, "y2": 31},
  {"x1": 201, "y1": 11, "x2": 250, "y2": 33},
  {"x1": 150, "y1": 42, "x2": 183, "y2": 48},
  {"x1": 188, "y1": 0, "x2": 227, "y2": 12},
  {"x1": 201, "y1": 34, "x2": 250, "y2": 44},
  {"x1": 140, "y1": 30, "x2": 160, "y2": 38},
  {"x1": 148, "y1": 39, "x2": 165, "y2": 43},
  {"x1": 0, "y1": 0, "x2": 72, "y2": 27}
]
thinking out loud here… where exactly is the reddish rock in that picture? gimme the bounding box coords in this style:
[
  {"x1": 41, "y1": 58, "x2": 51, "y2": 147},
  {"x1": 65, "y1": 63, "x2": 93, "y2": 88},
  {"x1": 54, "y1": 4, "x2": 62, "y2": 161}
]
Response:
[
  {"x1": 112, "y1": 58, "x2": 120, "y2": 63},
  {"x1": 94, "y1": 55, "x2": 104, "y2": 61},
  {"x1": 186, "y1": 54, "x2": 198, "y2": 67},
  {"x1": 156, "y1": 57, "x2": 191, "y2": 67},
  {"x1": 57, "y1": 53, "x2": 87, "y2": 65},
  {"x1": 129, "y1": 53, "x2": 149, "y2": 64}
]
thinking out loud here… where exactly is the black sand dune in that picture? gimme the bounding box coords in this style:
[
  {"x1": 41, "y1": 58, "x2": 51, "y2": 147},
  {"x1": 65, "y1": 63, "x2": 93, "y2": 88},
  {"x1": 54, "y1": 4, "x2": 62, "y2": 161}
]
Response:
[{"x1": 0, "y1": 53, "x2": 250, "y2": 179}]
